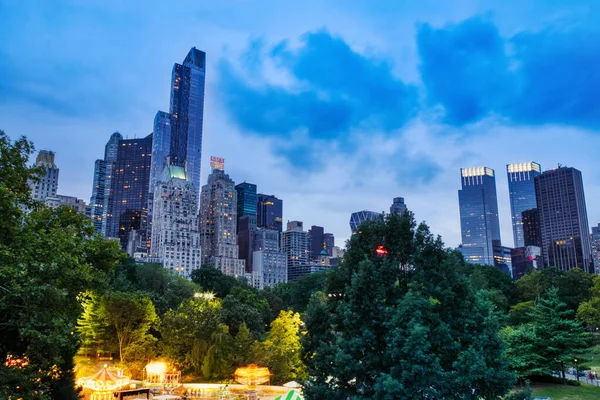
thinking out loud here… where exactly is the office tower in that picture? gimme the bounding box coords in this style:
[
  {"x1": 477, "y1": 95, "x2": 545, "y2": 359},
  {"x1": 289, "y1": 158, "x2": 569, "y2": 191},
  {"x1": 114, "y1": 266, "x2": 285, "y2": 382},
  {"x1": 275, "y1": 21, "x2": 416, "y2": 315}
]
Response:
[
  {"x1": 458, "y1": 167, "x2": 501, "y2": 266},
  {"x1": 511, "y1": 246, "x2": 542, "y2": 280},
  {"x1": 390, "y1": 197, "x2": 407, "y2": 215},
  {"x1": 236, "y1": 182, "x2": 258, "y2": 272},
  {"x1": 250, "y1": 227, "x2": 287, "y2": 289},
  {"x1": 107, "y1": 134, "x2": 152, "y2": 249},
  {"x1": 89, "y1": 159, "x2": 106, "y2": 232},
  {"x1": 99, "y1": 132, "x2": 123, "y2": 235},
  {"x1": 29, "y1": 150, "x2": 59, "y2": 201},
  {"x1": 308, "y1": 225, "x2": 325, "y2": 261},
  {"x1": 169, "y1": 48, "x2": 206, "y2": 211},
  {"x1": 257, "y1": 194, "x2": 283, "y2": 232},
  {"x1": 323, "y1": 233, "x2": 335, "y2": 256},
  {"x1": 282, "y1": 221, "x2": 310, "y2": 281},
  {"x1": 150, "y1": 162, "x2": 201, "y2": 278},
  {"x1": 149, "y1": 111, "x2": 172, "y2": 194},
  {"x1": 236, "y1": 182, "x2": 258, "y2": 227},
  {"x1": 522, "y1": 208, "x2": 542, "y2": 248},
  {"x1": 591, "y1": 224, "x2": 600, "y2": 273},
  {"x1": 535, "y1": 166, "x2": 593, "y2": 272},
  {"x1": 349, "y1": 210, "x2": 382, "y2": 234},
  {"x1": 199, "y1": 167, "x2": 245, "y2": 277},
  {"x1": 507, "y1": 162, "x2": 541, "y2": 248}
]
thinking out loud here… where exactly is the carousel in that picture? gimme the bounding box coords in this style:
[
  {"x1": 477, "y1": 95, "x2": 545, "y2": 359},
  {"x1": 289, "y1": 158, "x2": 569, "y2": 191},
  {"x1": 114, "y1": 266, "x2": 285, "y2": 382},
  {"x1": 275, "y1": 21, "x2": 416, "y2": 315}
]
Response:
[
  {"x1": 143, "y1": 361, "x2": 181, "y2": 387},
  {"x1": 77, "y1": 365, "x2": 130, "y2": 400},
  {"x1": 234, "y1": 364, "x2": 271, "y2": 387}
]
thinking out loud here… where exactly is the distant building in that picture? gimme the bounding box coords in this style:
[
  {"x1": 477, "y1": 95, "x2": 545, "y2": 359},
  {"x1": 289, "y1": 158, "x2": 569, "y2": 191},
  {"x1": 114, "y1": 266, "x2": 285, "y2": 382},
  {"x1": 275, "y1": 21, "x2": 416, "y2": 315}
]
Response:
[
  {"x1": 535, "y1": 166, "x2": 593, "y2": 272},
  {"x1": 150, "y1": 162, "x2": 201, "y2": 278},
  {"x1": 282, "y1": 221, "x2": 310, "y2": 281},
  {"x1": 236, "y1": 182, "x2": 258, "y2": 272},
  {"x1": 106, "y1": 134, "x2": 152, "y2": 250},
  {"x1": 390, "y1": 197, "x2": 407, "y2": 215},
  {"x1": 257, "y1": 194, "x2": 283, "y2": 232},
  {"x1": 458, "y1": 166, "x2": 501, "y2": 266},
  {"x1": 29, "y1": 150, "x2": 59, "y2": 201},
  {"x1": 591, "y1": 224, "x2": 600, "y2": 274},
  {"x1": 323, "y1": 233, "x2": 335, "y2": 256},
  {"x1": 89, "y1": 159, "x2": 106, "y2": 232},
  {"x1": 507, "y1": 162, "x2": 541, "y2": 248},
  {"x1": 511, "y1": 246, "x2": 542, "y2": 280},
  {"x1": 45, "y1": 194, "x2": 87, "y2": 214},
  {"x1": 349, "y1": 210, "x2": 382, "y2": 234},
  {"x1": 493, "y1": 241, "x2": 513, "y2": 277},
  {"x1": 199, "y1": 167, "x2": 245, "y2": 277},
  {"x1": 521, "y1": 208, "x2": 542, "y2": 248},
  {"x1": 308, "y1": 225, "x2": 325, "y2": 261},
  {"x1": 147, "y1": 111, "x2": 172, "y2": 240},
  {"x1": 251, "y1": 227, "x2": 287, "y2": 289},
  {"x1": 170, "y1": 47, "x2": 206, "y2": 212}
]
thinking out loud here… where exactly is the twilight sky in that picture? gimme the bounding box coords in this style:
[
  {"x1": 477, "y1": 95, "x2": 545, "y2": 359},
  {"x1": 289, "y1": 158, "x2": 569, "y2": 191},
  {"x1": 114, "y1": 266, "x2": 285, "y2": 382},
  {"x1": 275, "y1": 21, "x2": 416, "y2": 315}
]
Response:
[{"x1": 2, "y1": 0, "x2": 600, "y2": 248}]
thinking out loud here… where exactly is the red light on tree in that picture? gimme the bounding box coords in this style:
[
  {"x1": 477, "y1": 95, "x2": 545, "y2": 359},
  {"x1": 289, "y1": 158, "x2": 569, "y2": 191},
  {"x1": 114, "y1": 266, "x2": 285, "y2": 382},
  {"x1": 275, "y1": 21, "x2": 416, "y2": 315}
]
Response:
[
  {"x1": 529, "y1": 256, "x2": 534, "y2": 261},
  {"x1": 375, "y1": 245, "x2": 388, "y2": 256}
]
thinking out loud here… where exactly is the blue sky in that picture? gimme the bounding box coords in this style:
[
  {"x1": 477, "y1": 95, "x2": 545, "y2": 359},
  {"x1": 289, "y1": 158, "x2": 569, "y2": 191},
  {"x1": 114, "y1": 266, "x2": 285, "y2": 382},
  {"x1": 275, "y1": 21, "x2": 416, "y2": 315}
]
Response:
[{"x1": 2, "y1": 0, "x2": 600, "y2": 247}]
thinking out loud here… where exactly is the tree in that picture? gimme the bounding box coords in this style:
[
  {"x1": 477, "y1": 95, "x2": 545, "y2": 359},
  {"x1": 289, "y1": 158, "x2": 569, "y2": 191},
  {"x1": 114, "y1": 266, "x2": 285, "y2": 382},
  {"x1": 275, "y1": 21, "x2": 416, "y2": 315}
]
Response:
[
  {"x1": 228, "y1": 322, "x2": 255, "y2": 368},
  {"x1": 502, "y1": 324, "x2": 547, "y2": 379},
  {"x1": 262, "y1": 310, "x2": 306, "y2": 385},
  {"x1": 577, "y1": 275, "x2": 600, "y2": 329},
  {"x1": 222, "y1": 286, "x2": 271, "y2": 337},
  {"x1": 191, "y1": 265, "x2": 250, "y2": 298},
  {"x1": 274, "y1": 270, "x2": 329, "y2": 313},
  {"x1": 160, "y1": 296, "x2": 229, "y2": 378},
  {"x1": 0, "y1": 131, "x2": 124, "y2": 400},
  {"x1": 302, "y1": 213, "x2": 515, "y2": 399}
]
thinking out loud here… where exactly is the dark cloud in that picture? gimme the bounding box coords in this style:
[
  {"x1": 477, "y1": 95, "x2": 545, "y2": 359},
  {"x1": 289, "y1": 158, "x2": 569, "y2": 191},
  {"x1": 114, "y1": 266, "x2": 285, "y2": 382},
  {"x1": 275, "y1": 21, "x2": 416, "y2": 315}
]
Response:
[
  {"x1": 218, "y1": 30, "x2": 418, "y2": 141},
  {"x1": 417, "y1": 17, "x2": 600, "y2": 127}
]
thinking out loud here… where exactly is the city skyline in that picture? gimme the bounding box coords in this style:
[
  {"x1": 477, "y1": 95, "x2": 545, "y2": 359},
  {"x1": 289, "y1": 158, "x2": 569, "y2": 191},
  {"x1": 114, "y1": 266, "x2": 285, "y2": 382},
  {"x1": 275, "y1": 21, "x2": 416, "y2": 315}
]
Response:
[{"x1": 3, "y1": 1, "x2": 600, "y2": 248}]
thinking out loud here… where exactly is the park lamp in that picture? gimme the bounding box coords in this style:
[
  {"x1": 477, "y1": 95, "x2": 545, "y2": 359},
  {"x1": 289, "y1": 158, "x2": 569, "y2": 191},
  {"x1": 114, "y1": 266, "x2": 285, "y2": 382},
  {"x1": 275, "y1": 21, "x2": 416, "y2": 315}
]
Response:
[{"x1": 194, "y1": 292, "x2": 215, "y2": 300}]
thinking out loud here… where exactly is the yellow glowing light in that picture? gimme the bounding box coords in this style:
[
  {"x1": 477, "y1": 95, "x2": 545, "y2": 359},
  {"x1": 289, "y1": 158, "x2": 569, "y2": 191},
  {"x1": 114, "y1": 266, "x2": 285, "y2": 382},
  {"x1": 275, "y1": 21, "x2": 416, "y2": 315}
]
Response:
[
  {"x1": 234, "y1": 364, "x2": 271, "y2": 386},
  {"x1": 145, "y1": 361, "x2": 168, "y2": 375}
]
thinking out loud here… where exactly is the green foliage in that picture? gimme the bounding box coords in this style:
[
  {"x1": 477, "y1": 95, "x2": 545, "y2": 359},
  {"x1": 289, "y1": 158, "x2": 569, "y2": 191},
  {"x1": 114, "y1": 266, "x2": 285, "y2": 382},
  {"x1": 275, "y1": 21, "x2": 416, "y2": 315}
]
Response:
[
  {"x1": 0, "y1": 132, "x2": 124, "y2": 400},
  {"x1": 191, "y1": 264, "x2": 250, "y2": 298},
  {"x1": 504, "y1": 384, "x2": 533, "y2": 400},
  {"x1": 262, "y1": 310, "x2": 306, "y2": 385},
  {"x1": 302, "y1": 213, "x2": 515, "y2": 399},
  {"x1": 469, "y1": 263, "x2": 517, "y2": 312},
  {"x1": 229, "y1": 323, "x2": 256, "y2": 368},
  {"x1": 222, "y1": 286, "x2": 271, "y2": 337},
  {"x1": 160, "y1": 296, "x2": 229, "y2": 378},
  {"x1": 273, "y1": 271, "x2": 329, "y2": 313},
  {"x1": 577, "y1": 276, "x2": 600, "y2": 328},
  {"x1": 502, "y1": 325, "x2": 547, "y2": 378},
  {"x1": 111, "y1": 259, "x2": 201, "y2": 315},
  {"x1": 510, "y1": 301, "x2": 536, "y2": 325}
]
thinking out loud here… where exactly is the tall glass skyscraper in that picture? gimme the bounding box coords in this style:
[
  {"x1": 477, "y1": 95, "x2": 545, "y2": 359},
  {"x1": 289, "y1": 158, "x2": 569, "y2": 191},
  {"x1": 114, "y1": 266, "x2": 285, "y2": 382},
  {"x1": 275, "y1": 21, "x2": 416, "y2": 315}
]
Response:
[
  {"x1": 458, "y1": 166, "x2": 501, "y2": 266},
  {"x1": 236, "y1": 182, "x2": 258, "y2": 229},
  {"x1": 349, "y1": 210, "x2": 382, "y2": 234},
  {"x1": 169, "y1": 48, "x2": 206, "y2": 211},
  {"x1": 507, "y1": 162, "x2": 541, "y2": 248},
  {"x1": 534, "y1": 166, "x2": 593, "y2": 272},
  {"x1": 257, "y1": 194, "x2": 283, "y2": 232}
]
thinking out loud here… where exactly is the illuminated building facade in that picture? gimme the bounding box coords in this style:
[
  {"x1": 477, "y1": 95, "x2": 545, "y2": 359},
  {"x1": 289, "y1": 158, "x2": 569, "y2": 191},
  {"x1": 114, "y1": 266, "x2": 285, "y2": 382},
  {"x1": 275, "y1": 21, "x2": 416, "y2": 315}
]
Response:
[
  {"x1": 251, "y1": 227, "x2": 287, "y2": 289},
  {"x1": 150, "y1": 163, "x2": 201, "y2": 278},
  {"x1": 282, "y1": 221, "x2": 310, "y2": 281},
  {"x1": 199, "y1": 167, "x2": 245, "y2": 277},
  {"x1": 535, "y1": 166, "x2": 593, "y2": 272},
  {"x1": 169, "y1": 47, "x2": 206, "y2": 212},
  {"x1": 29, "y1": 150, "x2": 59, "y2": 201},
  {"x1": 147, "y1": 111, "x2": 172, "y2": 239},
  {"x1": 257, "y1": 194, "x2": 283, "y2": 232},
  {"x1": 349, "y1": 210, "x2": 382, "y2": 234},
  {"x1": 107, "y1": 134, "x2": 152, "y2": 249},
  {"x1": 458, "y1": 166, "x2": 501, "y2": 266},
  {"x1": 89, "y1": 159, "x2": 106, "y2": 232},
  {"x1": 507, "y1": 162, "x2": 541, "y2": 248}
]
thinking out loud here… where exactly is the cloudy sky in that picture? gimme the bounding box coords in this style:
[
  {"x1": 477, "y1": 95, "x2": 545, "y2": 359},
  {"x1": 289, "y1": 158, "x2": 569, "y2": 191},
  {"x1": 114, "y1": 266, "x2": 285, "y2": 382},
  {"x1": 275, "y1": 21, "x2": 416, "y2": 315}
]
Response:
[{"x1": 2, "y1": 0, "x2": 600, "y2": 248}]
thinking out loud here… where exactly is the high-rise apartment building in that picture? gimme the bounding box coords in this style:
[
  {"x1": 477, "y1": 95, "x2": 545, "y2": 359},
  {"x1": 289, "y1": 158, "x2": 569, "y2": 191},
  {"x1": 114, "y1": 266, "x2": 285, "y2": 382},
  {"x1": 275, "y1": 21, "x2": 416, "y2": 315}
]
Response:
[
  {"x1": 349, "y1": 210, "x2": 382, "y2": 234},
  {"x1": 45, "y1": 195, "x2": 87, "y2": 213},
  {"x1": 591, "y1": 224, "x2": 600, "y2": 274},
  {"x1": 29, "y1": 150, "x2": 59, "y2": 201},
  {"x1": 282, "y1": 221, "x2": 310, "y2": 281},
  {"x1": 507, "y1": 162, "x2": 541, "y2": 248},
  {"x1": 390, "y1": 197, "x2": 407, "y2": 215},
  {"x1": 323, "y1": 233, "x2": 335, "y2": 256},
  {"x1": 534, "y1": 166, "x2": 593, "y2": 272},
  {"x1": 169, "y1": 48, "x2": 206, "y2": 211},
  {"x1": 251, "y1": 227, "x2": 287, "y2": 289},
  {"x1": 107, "y1": 134, "x2": 152, "y2": 249},
  {"x1": 308, "y1": 225, "x2": 325, "y2": 261},
  {"x1": 150, "y1": 163, "x2": 201, "y2": 278},
  {"x1": 458, "y1": 166, "x2": 501, "y2": 266},
  {"x1": 89, "y1": 159, "x2": 106, "y2": 232},
  {"x1": 200, "y1": 167, "x2": 245, "y2": 277}
]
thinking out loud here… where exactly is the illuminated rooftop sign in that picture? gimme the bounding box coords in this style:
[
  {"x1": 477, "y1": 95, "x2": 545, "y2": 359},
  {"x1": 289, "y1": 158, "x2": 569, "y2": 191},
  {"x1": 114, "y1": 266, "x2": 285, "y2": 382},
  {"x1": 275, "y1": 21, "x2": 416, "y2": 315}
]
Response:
[
  {"x1": 461, "y1": 166, "x2": 494, "y2": 178},
  {"x1": 210, "y1": 156, "x2": 224, "y2": 170},
  {"x1": 507, "y1": 161, "x2": 541, "y2": 173}
]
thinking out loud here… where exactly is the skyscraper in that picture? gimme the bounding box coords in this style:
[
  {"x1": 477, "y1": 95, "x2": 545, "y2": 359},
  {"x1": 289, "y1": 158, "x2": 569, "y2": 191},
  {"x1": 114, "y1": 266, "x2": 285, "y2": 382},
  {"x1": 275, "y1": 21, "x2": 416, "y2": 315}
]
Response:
[
  {"x1": 349, "y1": 210, "x2": 382, "y2": 234},
  {"x1": 591, "y1": 224, "x2": 600, "y2": 274},
  {"x1": 199, "y1": 167, "x2": 245, "y2": 277},
  {"x1": 251, "y1": 227, "x2": 287, "y2": 289},
  {"x1": 236, "y1": 182, "x2": 258, "y2": 272},
  {"x1": 89, "y1": 159, "x2": 106, "y2": 232},
  {"x1": 390, "y1": 197, "x2": 407, "y2": 215},
  {"x1": 150, "y1": 162, "x2": 201, "y2": 278},
  {"x1": 282, "y1": 221, "x2": 310, "y2": 281},
  {"x1": 323, "y1": 233, "x2": 335, "y2": 256},
  {"x1": 257, "y1": 194, "x2": 283, "y2": 232},
  {"x1": 458, "y1": 166, "x2": 501, "y2": 266},
  {"x1": 236, "y1": 182, "x2": 257, "y2": 231},
  {"x1": 534, "y1": 166, "x2": 593, "y2": 272},
  {"x1": 522, "y1": 208, "x2": 542, "y2": 248},
  {"x1": 169, "y1": 48, "x2": 206, "y2": 211},
  {"x1": 100, "y1": 132, "x2": 123, "y2": 236},
  {"x1": 107, "y1": 134, "x2": 152, "y2": 249},
  {"x1": 308, "y1": 225, "x2": 324, "y2": 261},
  {"x1": 29, "y1": 150, "x2": 59, "y2": 201},
  {"x1": 507, "y1": 162, "x2": 541, "y2": 248}
]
